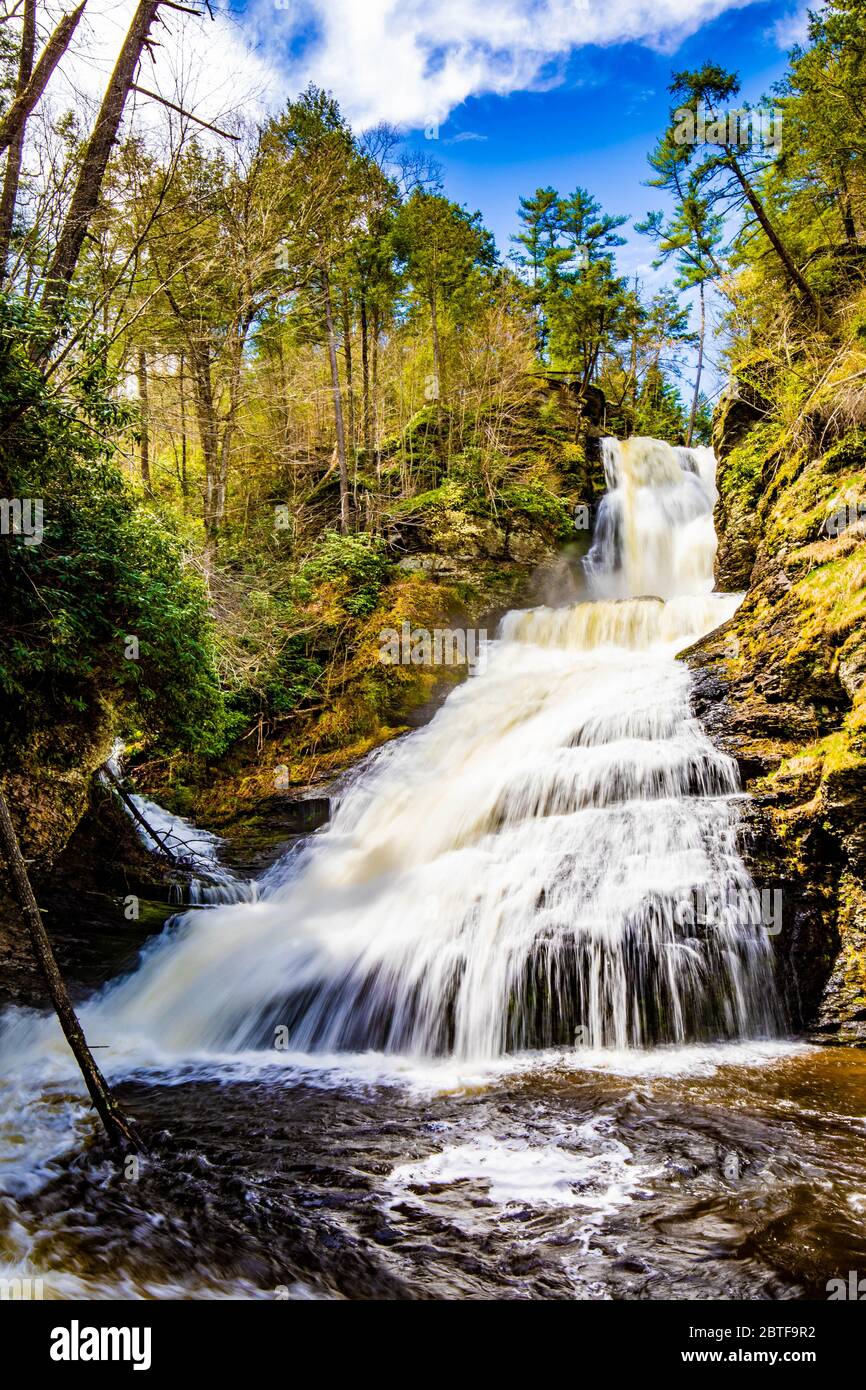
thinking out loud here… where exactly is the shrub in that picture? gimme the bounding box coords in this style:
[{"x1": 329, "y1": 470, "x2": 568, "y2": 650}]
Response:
[
  {"x1": 299, "y1": 530, "x2": 393, "y2": 617},
  {"x1": 0, "y1": 295, "x2": 231, "y2": 760}
]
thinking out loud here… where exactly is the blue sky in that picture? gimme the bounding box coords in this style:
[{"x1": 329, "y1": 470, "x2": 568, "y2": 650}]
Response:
[
  {"x1": 227, "y1": 0, "x2": 813, "y2": 397},
  {"x1": 408, "y1": 8, "x2": 799, "y2": 278},
  {"x1": 236, "y1": 0, "x2": 809, "y2": 262}
]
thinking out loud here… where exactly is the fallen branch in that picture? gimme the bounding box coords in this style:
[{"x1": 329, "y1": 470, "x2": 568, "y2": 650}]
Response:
[
  {"x1": 0, "y1": 790, "x2": 144, "y2": 1154},
  {"x1": 102, "y1": 763, "x2": 179, "y2": 864}
]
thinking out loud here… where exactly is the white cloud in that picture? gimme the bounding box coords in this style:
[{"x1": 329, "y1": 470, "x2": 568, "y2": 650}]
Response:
[
  {"x1": 246, "y1": 0, "x2": 762, "y2": 130},
  {"x1": 28, "y1": 0, "x2": 768, "y2": 146},
  {"x1": 769, "y1": 5, "x2": 814, "y2": 52}
]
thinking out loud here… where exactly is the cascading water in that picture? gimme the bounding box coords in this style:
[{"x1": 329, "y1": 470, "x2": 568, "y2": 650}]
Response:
[
  {"x1": 66, "y1": 436, "x2": 781, "y2": 1061},
  {"x1": 9, "y1": 436, "x2": 848, "y2": 1305}
]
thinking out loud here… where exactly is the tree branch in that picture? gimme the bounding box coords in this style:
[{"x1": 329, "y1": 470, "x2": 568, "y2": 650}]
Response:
[{"x1": 0, "y1": 3, "x2": 87, "y2": 158}]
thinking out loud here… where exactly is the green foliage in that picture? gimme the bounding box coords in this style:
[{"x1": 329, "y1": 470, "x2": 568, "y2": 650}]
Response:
[
  {"x1": 392, "y1": 191, "x2": 496, "y2": 323},
  {"x1": 0, "y1": 295, "x2": 231, "y2": 760},
  {"x1": 258, "y1": 637, "x2": 325, "y2": 719},
  {"x1": 719, "y1": 424, "x2": 772, "y2": 506},
  {"x1": 633, "y1": 364, "x2": 688, "y2": 443},
  {"x1": 496, "y1": 484, "x2": 574, "y2": 540},
  {"x1": 821, "y1": 429, "x2": 866, "y2": 475},
  {"x1": 299, "y1": 530, "x2": 393, "y2": 617}
]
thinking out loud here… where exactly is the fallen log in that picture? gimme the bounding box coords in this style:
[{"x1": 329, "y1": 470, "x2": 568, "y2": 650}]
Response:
[
  {"x1": 102, "y1": 762, "x2": 179, "y2": 864},
  {"x1": 0, "y1": 789, "x2": 145, "y2": 1154}
]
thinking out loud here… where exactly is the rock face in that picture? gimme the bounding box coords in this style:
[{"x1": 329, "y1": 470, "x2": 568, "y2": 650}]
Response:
[{"x1": 684, "y1": 413, "x2": 866, "y2": 1040}]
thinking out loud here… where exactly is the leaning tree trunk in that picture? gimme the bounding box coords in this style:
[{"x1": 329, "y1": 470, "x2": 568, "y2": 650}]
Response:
[
  {"x1": 0, "y1": 0, "x2": 36, "y2": 277},
  {"x1": 728, "y1": 153, "x2": 821, "y2": 320},
  {"x1": 0, "y1": 791, "x2": 143, "y2": 1154},
  {"x1": 0, "y1": 1, "x2": 85, "y2": 161},
  {"x1": 41, "y1": 0, "x2": 163, "y2": 323}
]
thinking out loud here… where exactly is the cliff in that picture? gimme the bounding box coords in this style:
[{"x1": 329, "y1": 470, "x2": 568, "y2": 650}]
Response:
[{"x1": 685, "y1": 396, "x2": 866, "y2": 1040}]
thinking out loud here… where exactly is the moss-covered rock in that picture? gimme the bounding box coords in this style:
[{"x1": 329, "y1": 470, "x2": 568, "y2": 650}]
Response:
[
  {"x1": 147, "y1": 567, "x2": 498, "y2": 827},
  {"x1": 687, "y1": 416, "x2": 866, "y2": 1038}
]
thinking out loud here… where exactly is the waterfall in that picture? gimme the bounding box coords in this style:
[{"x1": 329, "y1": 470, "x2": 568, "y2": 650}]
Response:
[{"x1": 72, "y1": 436, "x2": 781, "y2": 1061}]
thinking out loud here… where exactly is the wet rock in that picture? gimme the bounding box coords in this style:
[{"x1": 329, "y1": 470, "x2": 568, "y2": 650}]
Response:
[
  {"x1": 684, "y1": 417, "x2": 866, "y2": 1034},
  {"x1": 252, "y1": 796, "x2": 331, "y2": 834}
]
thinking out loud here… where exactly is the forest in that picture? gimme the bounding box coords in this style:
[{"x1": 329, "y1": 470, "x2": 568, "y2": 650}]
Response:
[
  {"x1": 0, "y1": 0, "x2": 729, "y2": 815},
  {"x1": 3, "y1": 5, "x2": 862, "y2": 828}
]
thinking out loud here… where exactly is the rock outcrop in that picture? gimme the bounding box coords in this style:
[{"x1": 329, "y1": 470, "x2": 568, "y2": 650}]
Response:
[{"x1": 684, "y1": 413, "x2": 866, "y2": 1040}]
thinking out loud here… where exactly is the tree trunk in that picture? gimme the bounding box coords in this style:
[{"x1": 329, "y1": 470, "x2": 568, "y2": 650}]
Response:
[
  {"x1": 430, "y1": 290, "x2": 445, "y2": 401},
  {"x1": 322, "y1": 269, "x2": 351, "y2": 533},
  {"x1": 137, "y1": 347, "x2": 151, "y2": 488},
  {"x1": 188, "y1": 338, "x2": 222, "y2": 569},
  {"x1": 41, "y1": 0, "x2": 163, "y2": 322},
  {"x1": 340, "y1": 285, "x2": 359, "y2": 510},
  {"x1": 629, "y1": 293, "x2": 639, "y2": 427},
  {"x1": 0, "y1": 0, "x2": 36, "y2": 276},
  {"x1": 0, "y1": 2, "x2": 85, "y2": 160},
  {"x1": 341, "y1": 284, "x2": 356, "y2": 452},
  {"x1": 371, "y1": 304, "x2": 381, "y2": 477},
  {"x1": 0, "y1": 790, "x2": 144, "y2": 1154},
  {"x1": 687, "y1": 281, "x2": 706, "y2": 448},
  {"x1": 178, "y1": 350, "x2": 188, "y2": 503},
  {"x1": 837, "y1": 165, "x2": 857, "y2": 243},
  {"x1": 102, "y1": 765, "x2": 177, "y2": 864},
  {"x1": 728, "y1": 154, "x2": 821, "y2": 319},
  {"x1": 360, "y1": 291, "x2": 373, "y2": 463}
]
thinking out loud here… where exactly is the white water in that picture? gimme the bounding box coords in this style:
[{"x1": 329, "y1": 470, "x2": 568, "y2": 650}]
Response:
[
  {"x1": 104, "y1": 742, "x2": 254, "y2": 905},
  {"x1": 0, "y1": 438, "x2": 796, "y2": 1294},
  {"x1": 24, "y1": 434, "x2": 778, "y2": 1067}
]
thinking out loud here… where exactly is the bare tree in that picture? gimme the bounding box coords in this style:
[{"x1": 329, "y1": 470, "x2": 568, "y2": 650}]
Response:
[
  {"x1": 0, "y1": 0, "x2": 36, "y2": 271},
  {"x1": 41, "y1": 0, "x2": 163, "y2": 319}
]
